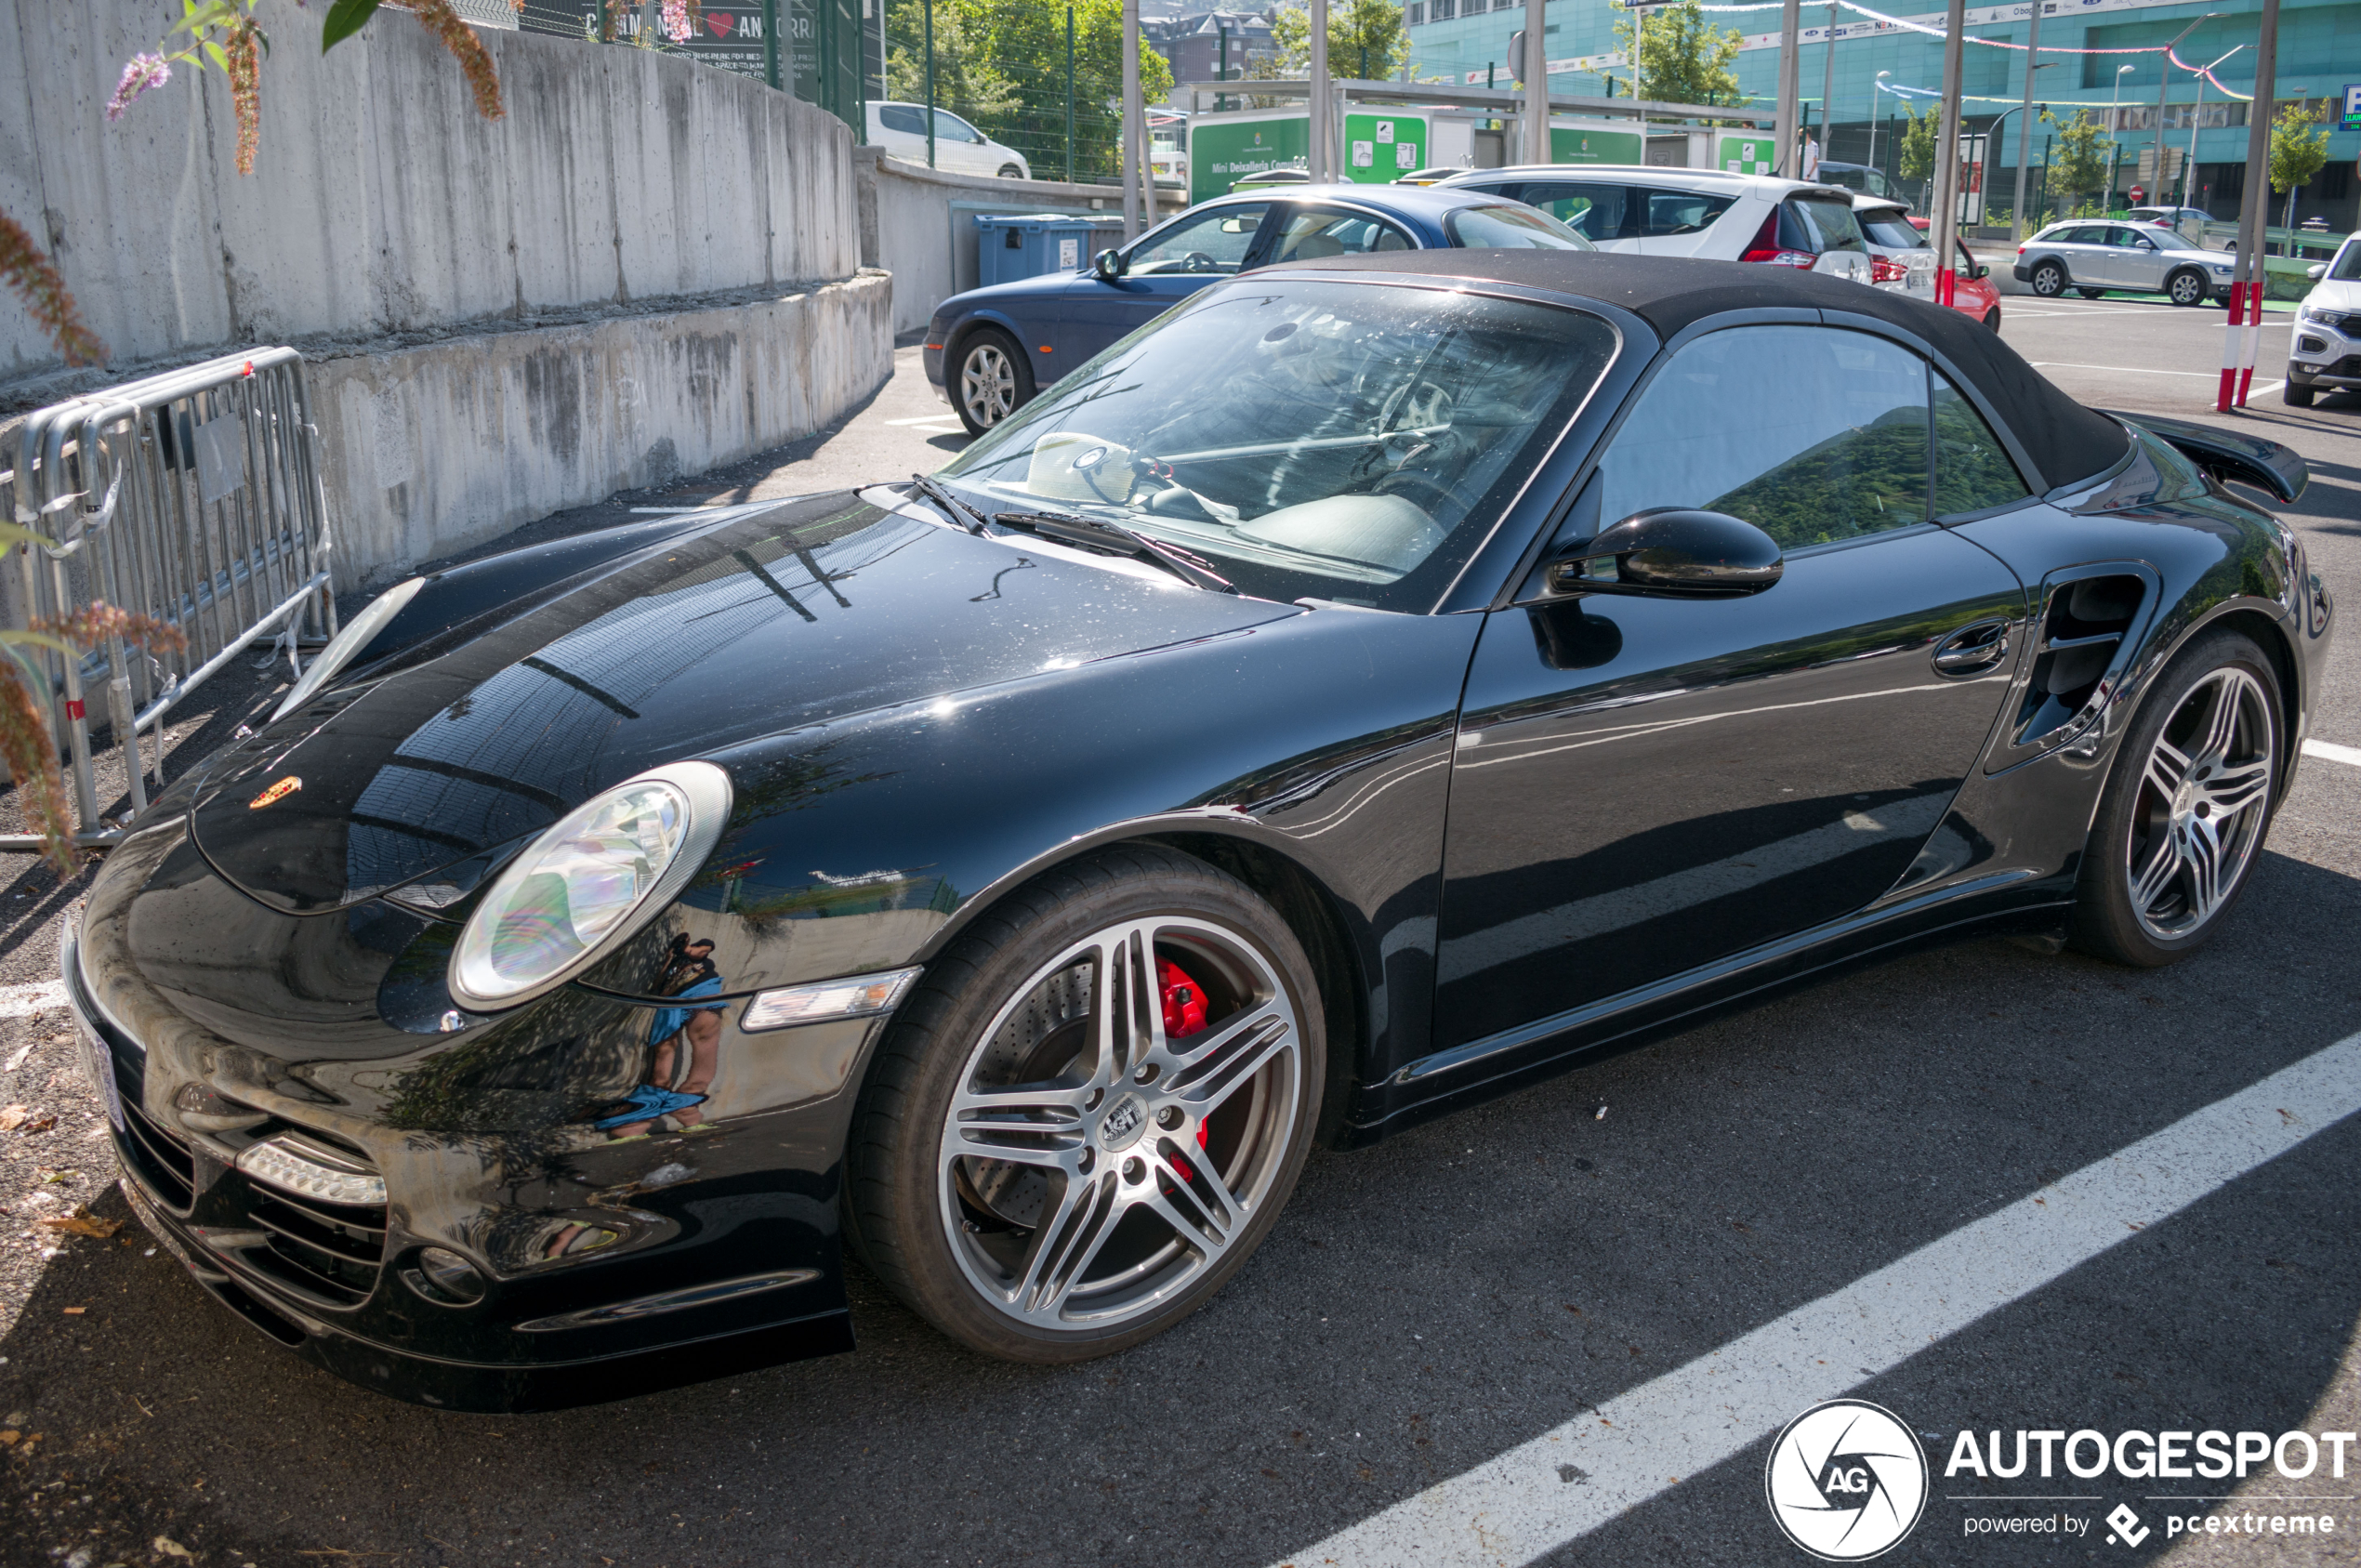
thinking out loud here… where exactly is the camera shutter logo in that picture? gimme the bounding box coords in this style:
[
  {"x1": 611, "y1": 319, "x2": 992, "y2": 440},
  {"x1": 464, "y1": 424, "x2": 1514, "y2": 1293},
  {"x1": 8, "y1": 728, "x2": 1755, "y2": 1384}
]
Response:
[{"x1": 1764, "y1": 1400, "x2": 1929, "y2": 1561}]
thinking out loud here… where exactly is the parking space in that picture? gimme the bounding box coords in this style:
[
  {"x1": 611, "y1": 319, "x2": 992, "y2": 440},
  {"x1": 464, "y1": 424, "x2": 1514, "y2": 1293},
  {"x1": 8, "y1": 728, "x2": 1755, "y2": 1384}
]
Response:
[{"x1": 1, "y1": 302, "x2": 2357, "y2": 1568}]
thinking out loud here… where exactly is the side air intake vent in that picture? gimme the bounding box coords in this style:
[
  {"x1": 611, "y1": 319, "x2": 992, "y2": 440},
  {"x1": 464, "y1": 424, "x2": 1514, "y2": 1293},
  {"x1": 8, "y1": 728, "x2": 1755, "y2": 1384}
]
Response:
[{"x1": 2013, "y1": 573, "x2": 2148, "y2": 747}]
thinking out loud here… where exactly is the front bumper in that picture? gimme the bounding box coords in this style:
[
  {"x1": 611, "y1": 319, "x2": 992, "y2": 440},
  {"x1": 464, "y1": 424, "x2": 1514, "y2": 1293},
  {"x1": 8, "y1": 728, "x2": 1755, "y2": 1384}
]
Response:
[
  {"x1": 67, "y1": 840, "x2": 863, "y2": 1413},
  {"x1": 2286, "y1": 317, "x2": 2361, "y2": 387}
]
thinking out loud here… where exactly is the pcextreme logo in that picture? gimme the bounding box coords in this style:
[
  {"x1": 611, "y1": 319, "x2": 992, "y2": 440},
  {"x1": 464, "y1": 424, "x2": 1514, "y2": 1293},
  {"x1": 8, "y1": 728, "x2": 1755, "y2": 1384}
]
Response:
[{"x1": 1765, "y1": 1400, "x2": 1930, "y2": 1561}]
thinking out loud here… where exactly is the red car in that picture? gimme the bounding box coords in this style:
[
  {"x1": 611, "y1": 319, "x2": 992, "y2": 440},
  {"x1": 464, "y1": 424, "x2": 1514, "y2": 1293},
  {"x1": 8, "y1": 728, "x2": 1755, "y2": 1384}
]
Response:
[{"x1": 1906, "y1": 217, "x2": 2003, "y2": 328}]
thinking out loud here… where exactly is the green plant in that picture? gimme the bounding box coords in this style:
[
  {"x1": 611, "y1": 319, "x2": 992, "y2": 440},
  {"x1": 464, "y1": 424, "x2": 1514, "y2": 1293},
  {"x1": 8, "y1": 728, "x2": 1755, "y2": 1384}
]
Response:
[
  {"x1": 1609, "y1": 0, "x2": 1744, "y2": 108},
  {"x1": 1264, "y1": 0, "x2": 1411, "y2": 82},
  {"x1": 2041, "y1": 107, "x2": 2113, "y2": 210}
]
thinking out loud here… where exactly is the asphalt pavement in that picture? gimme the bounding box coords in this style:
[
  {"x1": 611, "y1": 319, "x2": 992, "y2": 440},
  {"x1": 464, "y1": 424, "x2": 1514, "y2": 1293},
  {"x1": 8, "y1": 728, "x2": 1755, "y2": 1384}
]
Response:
[{"x1": 1, "y1": 302, "x2": 2358, "y2": 1568}]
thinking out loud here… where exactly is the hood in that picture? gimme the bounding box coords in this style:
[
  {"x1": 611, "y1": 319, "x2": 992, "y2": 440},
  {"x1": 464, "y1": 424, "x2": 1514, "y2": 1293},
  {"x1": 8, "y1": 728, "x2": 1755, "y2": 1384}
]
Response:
[
  {"x1": 189, "y1": 492, "x2": 1300, "y2": 915},
  {"x1": 2303, "y1": 278, "x2": 2361, "y2": 313}
]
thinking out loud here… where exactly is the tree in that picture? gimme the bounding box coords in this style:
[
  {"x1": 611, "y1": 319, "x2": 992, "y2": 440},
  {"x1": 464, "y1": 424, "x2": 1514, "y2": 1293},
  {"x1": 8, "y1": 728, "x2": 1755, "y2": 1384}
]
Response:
[
  {"x1": 2271, "y1": 99, "x2": 2331, "y2": 240},
  {"x1": 1896, "y1": 99, "x2": 1939, "y2": 211},
  {"x1": 884, "y1": 0, "x2": 1169, "y2": 181},
  {"x1": 2041, "y1": 106, "x2": 2112, "y2": 214},
  {"x1": 1263, "y1": 0, "x2": 1410, "y2": 83},
  {"x1": 1609, "y1": 0, "x2": 1743, "y2": 109}
]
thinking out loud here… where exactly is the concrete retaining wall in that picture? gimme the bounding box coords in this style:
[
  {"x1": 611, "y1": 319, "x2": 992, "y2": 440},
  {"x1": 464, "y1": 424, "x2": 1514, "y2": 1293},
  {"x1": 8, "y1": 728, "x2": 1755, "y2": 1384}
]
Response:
[
  {"x1": 2, "y1": 0, "x2": 892, "y2": 586},
  {"x1": 1, "y1": 3, "x2": 859, "y2": 379},
  {"x1": 315, "y1": 270, "x2": 891, "y2": 584},
  {"x1": 857, "y1": 150, "x2": 1133, "y2": 334}
]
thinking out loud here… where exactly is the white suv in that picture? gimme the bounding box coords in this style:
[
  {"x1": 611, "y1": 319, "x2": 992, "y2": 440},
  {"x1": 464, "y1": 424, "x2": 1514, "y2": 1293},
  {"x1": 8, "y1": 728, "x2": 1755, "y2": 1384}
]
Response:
[
  {"x1": 2287, "y1": 235, "x2": 2361, "y2": 407},
  {"x1": 1434, "y1": 165, "x2": 1874, "y2": 284},
  {"x1": 867, "y1": 102, "x2": 1032, "y2": 179}
]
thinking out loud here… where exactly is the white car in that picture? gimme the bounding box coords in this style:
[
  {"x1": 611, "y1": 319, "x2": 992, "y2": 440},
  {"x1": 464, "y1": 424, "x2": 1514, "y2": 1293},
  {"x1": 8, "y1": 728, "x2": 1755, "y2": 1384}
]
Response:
[
  {"x1": 2286, "y1": 236, "x2": 2361, "y2": 406},
  {"x1": 1433, "y1": 165, "x2": 1875, "y2": 284},
  {"x1": 867, "y1": 102, "x2": 1031, "y2": 179},
  {"x1": 1854, "y1": 194, "x2": 1936, "y2": 300}
]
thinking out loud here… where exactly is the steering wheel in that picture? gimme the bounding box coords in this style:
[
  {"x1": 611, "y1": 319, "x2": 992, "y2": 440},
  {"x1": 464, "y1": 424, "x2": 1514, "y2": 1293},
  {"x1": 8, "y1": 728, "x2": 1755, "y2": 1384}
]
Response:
[
  {"x1": 1380, "y1": 377, "x2": 1456, "y2": 433},
  {"x1": 1178, "y1": 251, "x2": 1220, "y2": 274}
]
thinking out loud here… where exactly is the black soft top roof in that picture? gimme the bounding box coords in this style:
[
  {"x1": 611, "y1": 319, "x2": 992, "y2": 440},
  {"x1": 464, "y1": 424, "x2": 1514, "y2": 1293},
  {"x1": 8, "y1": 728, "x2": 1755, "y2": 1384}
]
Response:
[{"x1": 1272, "y1": 250, "x2": 2129, "y2": 494}]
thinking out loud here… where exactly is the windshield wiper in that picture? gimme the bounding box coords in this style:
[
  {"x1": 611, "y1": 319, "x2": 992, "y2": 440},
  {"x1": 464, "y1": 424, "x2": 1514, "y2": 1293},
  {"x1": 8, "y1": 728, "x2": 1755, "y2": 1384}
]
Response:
[
  {"x1": 993, "y1": 509, "x2": 1237, "y2": 594},
  {"x1": 905, "y1": 473, "x2": 987, "y2": 534}
]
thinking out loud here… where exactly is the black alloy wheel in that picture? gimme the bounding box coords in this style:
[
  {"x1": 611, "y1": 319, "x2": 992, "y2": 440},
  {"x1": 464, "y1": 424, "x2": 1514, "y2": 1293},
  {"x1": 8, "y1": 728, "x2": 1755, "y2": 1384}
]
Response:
[
  {"x1": 2167, "y1": 269, "x2": 2207, "y2": 307},
  {"x1": 953, "y1": 326, "x2": 1035, "y2": 438},
  {"x1": 845, "y1": 846, "x2": 1326, "y2": 1364},
  {"x1": 2069, "y1": 627, "x2": 2282, "y2": 966},
  {"x1": 1982, "y1": 307, "x2": 2001, "y2": 331},
  {"x1": 2029, "y1": 261, "x2": 2066, "y2": 297}
]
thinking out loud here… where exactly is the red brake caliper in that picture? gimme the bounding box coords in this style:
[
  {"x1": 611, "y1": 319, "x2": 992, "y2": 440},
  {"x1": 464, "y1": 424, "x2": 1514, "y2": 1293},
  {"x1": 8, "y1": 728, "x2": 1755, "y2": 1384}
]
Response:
[{"x1": 1156, "y1": 958, "x2": 1210, "y2": 1179}]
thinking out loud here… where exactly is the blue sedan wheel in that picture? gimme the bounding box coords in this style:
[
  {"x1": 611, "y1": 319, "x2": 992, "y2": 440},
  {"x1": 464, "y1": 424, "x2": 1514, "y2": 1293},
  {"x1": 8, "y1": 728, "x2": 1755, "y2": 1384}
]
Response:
[{"x1": 955, "y1": 326, "x2": 1035, "y2": 437}]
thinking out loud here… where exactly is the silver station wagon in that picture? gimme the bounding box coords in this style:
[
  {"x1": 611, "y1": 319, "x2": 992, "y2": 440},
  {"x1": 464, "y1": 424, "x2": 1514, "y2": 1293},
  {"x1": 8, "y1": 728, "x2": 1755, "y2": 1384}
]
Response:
[{"x1": 2012, "y1": 219, "x2": 2236, "y2": 307}]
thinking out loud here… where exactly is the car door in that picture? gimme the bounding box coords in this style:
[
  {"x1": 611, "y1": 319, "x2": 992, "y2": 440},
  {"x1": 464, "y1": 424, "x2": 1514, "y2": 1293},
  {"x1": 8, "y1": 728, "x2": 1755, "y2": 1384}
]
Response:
[
  {"x1": 874, "y1": 102, "x2": 930, "y2": 164},
  {"x1": 1060, "y1": 201, "x2": 1276, "y2": 363},
  {"x1": 1260, "y1": 203, "x2": 1418, "y2": 264},
  {"x1": 2110, "y1": 225, "x2": 2166, "y2": 291},
  {"x1": 1433, "y1": 323, "x2": 2031, "y2": 1048},
  {"x1": 1497, "y1": 179, "x2": 1640, "y2": 249},
  {"x1": 1629, "y1": 186, "x2": 1737, "y2": 256},
  {"x1": 2062, "y1": 224, "x2": 2112, "y2": 283},
  {"x1": 932, "y1": 109, "x2": 992, "y2": 175}
]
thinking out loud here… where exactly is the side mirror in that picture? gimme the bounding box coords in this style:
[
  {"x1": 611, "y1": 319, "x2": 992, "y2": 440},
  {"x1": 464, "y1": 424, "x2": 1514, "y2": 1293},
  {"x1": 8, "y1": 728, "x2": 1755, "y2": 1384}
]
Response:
[
  {"x1": 1094, "y1": 248, "x2": 1128, "y2": 281},
  {"x1": 1548, "y1": 508, "x2": 1784, "y2": 599},
  {"x1": 1972, "y1": 263, "x2": 1990, "y2": 280},
  {"x1": 2308, "y1": 263, "x2": 2328, "y2": 281}
]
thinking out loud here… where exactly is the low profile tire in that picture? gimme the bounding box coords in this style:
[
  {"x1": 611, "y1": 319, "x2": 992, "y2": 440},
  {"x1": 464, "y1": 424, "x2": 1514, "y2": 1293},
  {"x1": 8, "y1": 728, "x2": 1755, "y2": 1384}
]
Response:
[
  {"x1": 2285, "y1": 380, "x2": 2317, "y2": 407},
  {"x1": 2068, "y1": 627, "x2": 2283, "y2": 968},
  {"x1": 846, "y1": 846, "x2": 1326, "y2": 1364},
  {"x1": 2029, "y1": 262, "x2": 2066, "y2": 297},
  {"x1": 2076, "y1": 286, "x2": 2107, "y2": 299},
  {"x1": 2166, "y1": 269, "x2": 2208, "y2": 307},
  {"x1": 952, "y1": 327, "x2": 1033, "y2": 437},
  {"x1": 1982, "y1": 307, "x2": 2001, "y2": 331}
]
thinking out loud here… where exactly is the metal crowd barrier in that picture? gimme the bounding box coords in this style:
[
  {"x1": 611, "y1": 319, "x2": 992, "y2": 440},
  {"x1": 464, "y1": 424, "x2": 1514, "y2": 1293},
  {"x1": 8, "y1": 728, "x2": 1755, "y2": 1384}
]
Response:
[{"x1": 1, "y1": 348, "x2": 336, "y2": 850}]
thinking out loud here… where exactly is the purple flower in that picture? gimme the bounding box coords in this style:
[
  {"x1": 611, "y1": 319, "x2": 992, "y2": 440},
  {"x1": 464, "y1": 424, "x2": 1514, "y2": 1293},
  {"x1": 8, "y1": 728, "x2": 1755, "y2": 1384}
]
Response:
[{"x1": 105, "y1": 53, "x2": 172, "y2": 122}]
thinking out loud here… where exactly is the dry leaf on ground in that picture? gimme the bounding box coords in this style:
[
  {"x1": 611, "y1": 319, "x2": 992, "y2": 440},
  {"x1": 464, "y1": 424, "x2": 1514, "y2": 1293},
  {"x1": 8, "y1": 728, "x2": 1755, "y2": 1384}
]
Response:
[
  {"x1": 34, "y1": 1211, "x2": 121, "y2": 1239},
  {"x1": 0, "y1": 1104, "x2": 27, "y2": 1130}
]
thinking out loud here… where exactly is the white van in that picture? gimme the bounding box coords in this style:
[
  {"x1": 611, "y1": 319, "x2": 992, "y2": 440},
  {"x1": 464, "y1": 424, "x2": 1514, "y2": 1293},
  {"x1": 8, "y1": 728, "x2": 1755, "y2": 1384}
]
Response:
[{"x1": 867, "y1": 102, "x2": 1032, "y2": 179}]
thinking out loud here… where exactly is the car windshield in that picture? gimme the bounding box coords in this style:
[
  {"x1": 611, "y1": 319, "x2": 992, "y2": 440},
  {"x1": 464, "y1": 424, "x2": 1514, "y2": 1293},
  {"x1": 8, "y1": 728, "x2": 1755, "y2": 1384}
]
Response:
[
  {"x1": 2145, "y1": 227, "x2": 2205, "y2": 251},
  {"x1": 931, "y1": 281, "x2": 1619, "y2": 611},
  {"x1": 1444, "y1": 204, "x2": 1598, "y2": 249},
  {"x1": 2330, "y1": 244, "x2": 2361, "y2": 281}
]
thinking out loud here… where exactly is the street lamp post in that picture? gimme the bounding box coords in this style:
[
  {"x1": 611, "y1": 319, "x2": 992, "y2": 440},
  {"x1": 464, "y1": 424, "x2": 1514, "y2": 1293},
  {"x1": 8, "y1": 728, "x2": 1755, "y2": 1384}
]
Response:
[
  {"x1": 1866, "y1": 69, "x2": 1892, "y2": 188},
  {"x1": 2149, "y1": 14, "x2": 2221, "y2": 211},
  {"x1": 2106, "y1": 62, "x2": 2135, "y2": 205},
  {"x1": 2182, "y1": 46, "x2": 2245, "y2": 211},
  {"x1": 2009, "y1": 0, "x2": 2043, "y2": 241}
]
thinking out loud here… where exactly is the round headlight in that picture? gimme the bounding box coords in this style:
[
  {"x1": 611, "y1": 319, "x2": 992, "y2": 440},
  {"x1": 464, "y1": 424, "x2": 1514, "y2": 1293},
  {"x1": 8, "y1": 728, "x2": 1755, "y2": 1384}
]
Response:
[{"x1": 448, "y1": 761, "x2": 733, "y2": 1008}]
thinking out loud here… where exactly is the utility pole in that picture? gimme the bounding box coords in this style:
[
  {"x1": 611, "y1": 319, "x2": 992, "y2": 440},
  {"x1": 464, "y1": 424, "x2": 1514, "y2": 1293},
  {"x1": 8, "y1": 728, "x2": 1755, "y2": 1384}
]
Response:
[
  {"x1": 2010, "y1": 0, "x2": 2042, "y2": 241},
  {"x1": 1775, "y1": 0, "x2": 1801, "y2": 176},
  {"x1": 2150, "y1": 16, "x2": 2218, "y2": 209},
  {"x1": 1122, "y1": 0, "x2": 1141, "y2": 237},
  {"x1": 1309, "y1": 0, "x2": 1331, "y2": 179},
  {"x1": 1930, "y1": 0, "x2": 1966, "y2": 303},
  {"x1": 924, "y1": 0, "x2": 937, "y2": 168},
  {"x1": 1066, "y1": 7, "x2": 1076, "y2": 184},
  {"x1": 1818, "y1": 3, "x2": 1837, "y2": 167},
  {"x1": 2224, "y1": 0, "x2": 2278, "y2": 407},
  {"x1": 1523, "y1": 0, "x2": 1550, "y2": 164}
]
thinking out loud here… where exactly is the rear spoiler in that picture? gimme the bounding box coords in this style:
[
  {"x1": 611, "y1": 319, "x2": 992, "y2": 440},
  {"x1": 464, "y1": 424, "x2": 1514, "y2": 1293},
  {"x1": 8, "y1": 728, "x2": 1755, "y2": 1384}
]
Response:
[{"x1": 2103, "y1": 409, "x2": 2309, "y2": 504}]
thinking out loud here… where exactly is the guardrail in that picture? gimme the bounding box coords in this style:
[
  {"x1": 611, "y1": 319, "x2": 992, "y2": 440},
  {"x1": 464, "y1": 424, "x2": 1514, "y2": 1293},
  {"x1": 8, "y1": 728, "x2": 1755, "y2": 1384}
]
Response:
[{"x1": 2, "y1": 349, "x2": 336, "y2": 850}]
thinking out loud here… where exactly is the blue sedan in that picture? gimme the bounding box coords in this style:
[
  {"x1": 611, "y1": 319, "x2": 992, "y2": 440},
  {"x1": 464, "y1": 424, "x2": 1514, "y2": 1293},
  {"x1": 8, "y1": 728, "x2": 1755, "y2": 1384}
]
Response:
[{"x1": 922, "y1": 183, "x2": 1593, "y2": 434}]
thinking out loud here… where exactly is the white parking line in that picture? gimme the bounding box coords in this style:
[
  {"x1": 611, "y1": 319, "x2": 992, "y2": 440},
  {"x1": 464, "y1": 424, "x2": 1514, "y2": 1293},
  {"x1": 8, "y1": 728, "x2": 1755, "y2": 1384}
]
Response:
[
  {"x1": 0, "y1": 979, "x2": 67, "y2": 1021},
  {"x1": 2305, "y1": 737, "x2": 2361, "y2": 769},
  {"x1": 884, "y1": 415, "x2": 964, "y2": 427},
  {"x1": 1271, "y1": 1028, "x2": 2361, "y2": 1568}
]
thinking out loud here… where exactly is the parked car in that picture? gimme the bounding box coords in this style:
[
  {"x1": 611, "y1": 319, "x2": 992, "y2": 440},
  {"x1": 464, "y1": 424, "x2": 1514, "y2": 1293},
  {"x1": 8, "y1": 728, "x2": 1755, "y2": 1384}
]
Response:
[
  {"x1": 74, "y1": 251, "x2": 2328, "y2": 1412},
  {"x1": 1946, "y1": 239, "x2": 2004, "y2": 330},
  {"x1": 923, "y1": 184, "x2": 1593, "y2": 436},
  {"x1": 2125, "y1": 204, "x2": 2212, "y2": 231},
  {"x1": 1434, "y1": 165, "x2": 1875, "y2": 285},
  {"x1": 1231, "y1": 166, "x2": 1311, "y2": 191},
  {"x1": 1813, "y1": 159, "x2": 1899, "y2": 201},
  {"x1": 1854, "y1": 194, "x2": 1936, "y2": 300},
  {"x1": 2284, "y1": 235, "x2": 2361, "y2": 405},
  {"x1": 867, "y1": 101, "x2": 1031, "y2": 179},
  {"x1": 2013, "y1": 219, "x2": 2235, "y2": 306}
]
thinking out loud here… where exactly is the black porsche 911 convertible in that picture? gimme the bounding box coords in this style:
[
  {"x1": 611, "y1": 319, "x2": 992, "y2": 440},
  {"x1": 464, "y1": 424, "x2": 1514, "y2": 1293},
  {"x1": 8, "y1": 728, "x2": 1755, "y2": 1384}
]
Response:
[{"x1": 72, "y1": 253, "x2": 2331, "y2": 1411}]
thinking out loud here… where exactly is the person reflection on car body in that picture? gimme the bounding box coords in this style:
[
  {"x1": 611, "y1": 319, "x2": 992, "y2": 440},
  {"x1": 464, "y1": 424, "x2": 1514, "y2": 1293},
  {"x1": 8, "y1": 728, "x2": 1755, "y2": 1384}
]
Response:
[{"x1": 598, "y1": 935, "x2": 727, "y2": 1138}]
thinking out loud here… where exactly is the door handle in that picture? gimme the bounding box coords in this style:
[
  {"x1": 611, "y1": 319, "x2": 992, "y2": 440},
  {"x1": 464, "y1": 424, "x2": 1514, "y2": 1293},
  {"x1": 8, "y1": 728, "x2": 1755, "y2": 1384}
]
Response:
[{"x1": 1931, "y1": 618, "x2": 2011, "y2": 678}]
